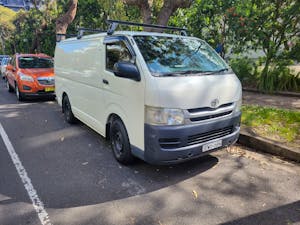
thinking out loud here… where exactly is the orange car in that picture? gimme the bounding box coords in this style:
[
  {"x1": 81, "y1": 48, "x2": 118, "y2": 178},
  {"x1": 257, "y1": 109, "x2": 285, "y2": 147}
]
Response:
[{"x1": 6, "y1": 53, "x2": 55, "y2": 101}]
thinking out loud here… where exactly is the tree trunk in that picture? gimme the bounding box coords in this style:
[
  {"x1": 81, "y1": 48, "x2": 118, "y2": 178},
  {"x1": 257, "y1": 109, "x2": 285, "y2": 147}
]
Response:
[
  {"x1": 260, "y1": 52, "x2": 272, "y2": 92},
  {"x1": 123, "y1": 0, "x2": 193, "y2": 31},
  {"x1": 122, "y1": 0, "x2": 152, "y2": 24},
  {"x1": 0, "y1": 34, "x2": 5, "y2": 54},
  {"x1": 56, "y1": 0, "x2": 78, "y2": 41}
]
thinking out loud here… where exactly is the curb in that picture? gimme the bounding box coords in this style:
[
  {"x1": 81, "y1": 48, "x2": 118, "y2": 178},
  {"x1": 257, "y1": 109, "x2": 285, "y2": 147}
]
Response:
[
  {"x1": 238, "y1": 131, "x2": 300, "y2": 162},
  {"x1": 243, "y1": 88, "x2": 300, "y2": 98}
]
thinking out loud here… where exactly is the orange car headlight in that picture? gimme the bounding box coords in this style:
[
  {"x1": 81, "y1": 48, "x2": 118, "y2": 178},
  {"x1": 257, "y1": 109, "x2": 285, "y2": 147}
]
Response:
[{"x1": 18, "y1": 72, "x2": 34, "y2": 82}]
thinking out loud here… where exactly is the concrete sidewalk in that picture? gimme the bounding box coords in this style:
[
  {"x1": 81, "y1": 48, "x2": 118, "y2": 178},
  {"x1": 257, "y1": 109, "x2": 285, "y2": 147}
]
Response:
[
  {"x1": 242, "y1": 90, "x2": 300, "y2": 111},
  {"x1": 239, "y1": 90, "x2": 300, "y2": 162}
]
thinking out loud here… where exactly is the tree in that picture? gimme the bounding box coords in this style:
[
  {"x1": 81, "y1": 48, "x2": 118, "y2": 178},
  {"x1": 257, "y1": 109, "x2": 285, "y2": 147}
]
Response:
[
  {"x1": 0, "y1": 6, "x2": 16, "y2": 54},
  {"x1": 122, "y1": 0, "x2": 193, "y2": 28},
  {"x1": 68, "y1": 0, "x2": 139, "y2": 31},
  {"x1": 236, "y1": 0, "x2": 300, "y2": 91},
  {"x1": 12, "y1": 0, "x2": 60, "y2": 54},
  {"x1": 56, "y1": 0, "x2": 78, "y2": 40}
]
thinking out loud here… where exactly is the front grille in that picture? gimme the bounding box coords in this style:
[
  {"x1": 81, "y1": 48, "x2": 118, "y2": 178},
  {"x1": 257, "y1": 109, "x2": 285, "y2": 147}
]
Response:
[
  {"x1": 37, "y1": 77, "x2": 55, "y2": 86},
  {"x1": 187, "y1": 102, "x2": 234, "y2": 123},
  {"x1": 158, "y1": 126, "x2": 234, "y2": 149},
  {"x1": 188, "y1": 103, "x2": 233, "y2": 113},
  {"x1": 190, "y1": 111, "x2": 232, "y2": 122},
  {"x1": 187, "y1": 126, "x2": 233, "y2": 146}
]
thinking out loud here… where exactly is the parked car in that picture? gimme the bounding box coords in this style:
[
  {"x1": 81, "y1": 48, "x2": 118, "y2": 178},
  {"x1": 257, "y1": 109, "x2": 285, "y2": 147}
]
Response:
[
  {"x1": 1, "y1": 56, "x2": 11, "y2": 79},
  {"x1": 0, "y1": 55, "x2": 9, "y2": 64},
  {"x1": 55, "y1": 20, "x2": 242, "y2": 165},
  {"x1": 6, "y1": 53, "x2": 55, "y2": 101}
]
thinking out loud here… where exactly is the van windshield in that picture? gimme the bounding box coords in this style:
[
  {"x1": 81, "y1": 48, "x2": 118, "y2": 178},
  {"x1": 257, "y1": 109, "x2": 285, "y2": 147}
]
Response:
[
  {"x1": 133, "y1": 36, "x2": 229, "y2": 76},
  {"x1": 18, "y1": 57, "x2": 53, "y2": 69}
]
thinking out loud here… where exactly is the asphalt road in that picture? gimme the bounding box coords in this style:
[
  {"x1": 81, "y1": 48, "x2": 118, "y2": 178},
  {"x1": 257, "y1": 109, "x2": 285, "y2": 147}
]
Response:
[{"x1": 0, "y1": 79, "x2": 300, "y2": 225}]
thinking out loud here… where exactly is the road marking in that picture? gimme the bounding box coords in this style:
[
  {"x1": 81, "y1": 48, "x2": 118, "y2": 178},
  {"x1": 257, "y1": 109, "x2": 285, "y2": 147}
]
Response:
[{"x1": 0, "y1": 122, "x2": 52, "y2": 225}]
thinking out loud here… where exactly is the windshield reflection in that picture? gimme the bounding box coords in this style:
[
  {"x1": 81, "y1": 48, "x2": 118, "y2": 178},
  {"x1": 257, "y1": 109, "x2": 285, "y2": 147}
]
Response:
[{"x1": 134, "y1": 36, "x2": 229, "y2": 76}]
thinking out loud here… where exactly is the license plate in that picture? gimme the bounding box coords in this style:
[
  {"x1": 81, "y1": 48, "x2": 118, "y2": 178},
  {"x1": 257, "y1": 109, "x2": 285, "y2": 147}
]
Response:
[
  {"x1": 45, "y1": 87, "x2": 55, "y2": 92},
  {"x1": 203, "y1": 140, "x2": 222, "y2": 152}
]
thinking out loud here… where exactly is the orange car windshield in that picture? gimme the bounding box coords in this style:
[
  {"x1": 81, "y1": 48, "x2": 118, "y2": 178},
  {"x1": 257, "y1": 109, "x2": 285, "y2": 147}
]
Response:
[{"x1": 18, "y1": 57, "x2": 53, "y2": 69}]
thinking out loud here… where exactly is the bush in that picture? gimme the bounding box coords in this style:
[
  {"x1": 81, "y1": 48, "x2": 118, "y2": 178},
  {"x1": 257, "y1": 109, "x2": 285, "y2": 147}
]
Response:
[
  {"x1": 259, "y1": 60, "x2": 300, "y2": 93},
  {"x1": 230, "y1": 57, "x2": 258, "y2": 88},
  {"x1": 267, "y1": 62, "x2": 300, "y2": 92}
]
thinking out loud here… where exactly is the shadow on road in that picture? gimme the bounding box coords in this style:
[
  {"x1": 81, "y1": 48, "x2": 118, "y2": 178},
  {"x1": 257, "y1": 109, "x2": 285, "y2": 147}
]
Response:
[
  {"x1": 221, "y1": 200, "x2": 300, "y2": 225},
  {"x1": 0, "y1": 81, "x2": 219, "y2": 208}
]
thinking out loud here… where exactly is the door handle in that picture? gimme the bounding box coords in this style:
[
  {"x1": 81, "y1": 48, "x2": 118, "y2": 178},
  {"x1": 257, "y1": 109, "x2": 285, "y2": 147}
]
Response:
[{"x1": 102, "y1": 79, "x2": 109, "y2": 85}]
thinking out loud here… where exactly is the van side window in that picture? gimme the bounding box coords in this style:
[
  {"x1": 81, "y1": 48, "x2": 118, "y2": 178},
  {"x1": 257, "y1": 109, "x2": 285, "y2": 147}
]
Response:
[{"x1": 106, "y1": 41, "x2": 132, "y2": 71}]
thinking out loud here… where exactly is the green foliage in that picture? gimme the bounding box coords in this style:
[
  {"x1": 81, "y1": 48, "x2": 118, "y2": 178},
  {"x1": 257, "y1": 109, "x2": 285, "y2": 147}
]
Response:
[
  {"x1": 242, "y1": 105, "x2": 300, "y2": 143},
  {"x1": 265, "y1": 61, "x2": 300, "y2": 92},
  {"x1": 286, "y1": 39, "x2": 300, "y2": 62},
  {"x1": 11, "y1": 1, "x2": 60, "y2": 55},
  {"x1": 230, "y1": 58, "x2": 258, "y2": 88},
  {"x1": 0, "y1": 5, "x2": 16, "y2": 54},
  {"x1": 169, "y1": 0, "x2": 252, "y2": 54},
  {"x1": 68, "y1": 0, "x2": 140, "y2": 33}
]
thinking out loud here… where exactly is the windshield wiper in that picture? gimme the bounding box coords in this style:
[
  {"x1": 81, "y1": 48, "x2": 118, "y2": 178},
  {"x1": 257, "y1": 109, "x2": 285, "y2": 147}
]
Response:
[
  {"x1": 160, "y1": 70, "x2": 206, "y2": 76},
  {"x1": 202, "y1": 68, "x2": 230, "y2": 75}
]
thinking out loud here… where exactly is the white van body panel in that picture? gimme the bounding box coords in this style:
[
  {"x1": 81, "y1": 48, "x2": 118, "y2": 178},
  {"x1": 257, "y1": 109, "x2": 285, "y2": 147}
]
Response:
[
  {"x1": 152, "y1": 74, "x2": 242, "y2": 109},
  {"x1": 55, "y1": 34, "x2": 146, "y2": 150},
  {"x1": 55, "y1": 37, "x2": 106, "y2": 135}
]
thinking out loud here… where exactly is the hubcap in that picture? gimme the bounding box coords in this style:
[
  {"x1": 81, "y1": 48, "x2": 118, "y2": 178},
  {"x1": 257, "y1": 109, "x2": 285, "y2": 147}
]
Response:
[
  {"x1": 64, "y1": 100, "x2": 71, "y2": 120},
  {"x1": 112, "y1": 131, "x2": 123, "y2": 157}
]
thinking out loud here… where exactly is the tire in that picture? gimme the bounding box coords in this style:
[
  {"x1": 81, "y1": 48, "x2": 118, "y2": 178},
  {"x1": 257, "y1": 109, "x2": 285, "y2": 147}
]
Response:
[
  {"x1": 62, "y1": 95, "x2": 77, "y2": 124},
  {"x1": 110, "y1": 119, "x2": 135, "y2": 165},
  {"x1": 15, "y1": 83, "x2": 25, "y2": 101},
  {"x1": 6, "y1": 79, "x2": 13, "y2": 93}
]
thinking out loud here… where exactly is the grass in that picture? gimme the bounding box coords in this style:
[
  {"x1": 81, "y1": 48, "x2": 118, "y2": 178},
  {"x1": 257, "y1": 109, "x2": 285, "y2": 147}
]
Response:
[{"x1": 241, "y1": 105, "x2": 300, "y2": 144}]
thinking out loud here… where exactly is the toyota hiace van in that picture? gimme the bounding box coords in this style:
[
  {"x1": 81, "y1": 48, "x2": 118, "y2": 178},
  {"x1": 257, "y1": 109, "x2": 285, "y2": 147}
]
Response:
[{"x1": 54, "y1": 20, "x2": 242, "y2": 165}]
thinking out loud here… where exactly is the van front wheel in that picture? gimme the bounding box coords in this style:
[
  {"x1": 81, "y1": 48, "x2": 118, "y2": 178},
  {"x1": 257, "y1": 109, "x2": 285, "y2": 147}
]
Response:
[
  {"x1": 110, "y1": 119, "x2": 135, "y2": 165},
  {"x1": 62, "y1": 95, "x2": 77, "y2": 124}
]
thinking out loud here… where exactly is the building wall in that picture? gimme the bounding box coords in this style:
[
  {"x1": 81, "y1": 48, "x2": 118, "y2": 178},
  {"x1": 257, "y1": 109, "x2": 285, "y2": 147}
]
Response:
[{"x1": 0, "y1": 0, "x2": 32, "y2": 11}]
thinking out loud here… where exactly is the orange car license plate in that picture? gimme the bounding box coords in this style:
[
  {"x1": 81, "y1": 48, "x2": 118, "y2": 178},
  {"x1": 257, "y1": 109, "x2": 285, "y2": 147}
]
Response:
[{"x1": 45, "y1": 87, "x2": 55, "y2": 92}]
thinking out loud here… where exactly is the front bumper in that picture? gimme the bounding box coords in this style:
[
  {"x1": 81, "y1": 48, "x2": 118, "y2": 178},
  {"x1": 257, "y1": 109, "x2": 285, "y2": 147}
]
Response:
[
  {"x1": 22, "y1": 91, "x2": 56, "y2": 98},
  {"x1": 143, "y1": 112, "x2": 241, "y2": 165},
  {"x1": 19, "y1": 81, "x2": 55, "y2": 98}
]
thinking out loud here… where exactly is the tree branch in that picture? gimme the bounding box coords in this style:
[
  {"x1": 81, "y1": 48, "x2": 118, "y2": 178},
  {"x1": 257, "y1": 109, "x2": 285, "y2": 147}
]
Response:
[
  {"x1": 56, "y1": 0, "x2": 78, "y2": 36},
  {"x1": 157, "y1": 0, "x2": 193, "y2": 26},
  {"x1": 122, "y1": 0, "x2": 152, "y2": 24}
]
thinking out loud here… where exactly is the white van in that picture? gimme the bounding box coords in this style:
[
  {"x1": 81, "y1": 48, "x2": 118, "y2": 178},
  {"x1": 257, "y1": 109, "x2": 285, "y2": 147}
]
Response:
[{"x1": 54, "y1": 20, "x2": 242, "y2": 165}]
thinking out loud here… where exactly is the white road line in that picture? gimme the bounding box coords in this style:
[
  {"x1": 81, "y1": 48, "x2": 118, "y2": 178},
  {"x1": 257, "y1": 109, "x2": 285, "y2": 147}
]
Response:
[{"x1": 0, "y1": 122, "x2": 52, "y2": 225}]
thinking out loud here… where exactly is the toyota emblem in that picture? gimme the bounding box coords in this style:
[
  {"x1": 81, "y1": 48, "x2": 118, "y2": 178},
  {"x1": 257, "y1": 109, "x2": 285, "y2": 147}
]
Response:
[{"x1": 211, "y1": 99, "x2": 219, "y2": 108}]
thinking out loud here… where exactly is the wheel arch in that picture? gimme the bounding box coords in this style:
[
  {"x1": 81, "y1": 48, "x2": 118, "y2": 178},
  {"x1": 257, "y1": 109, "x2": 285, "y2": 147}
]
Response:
[{"x1": 105, "y1": 113, "x2": 126, "y2": 141}]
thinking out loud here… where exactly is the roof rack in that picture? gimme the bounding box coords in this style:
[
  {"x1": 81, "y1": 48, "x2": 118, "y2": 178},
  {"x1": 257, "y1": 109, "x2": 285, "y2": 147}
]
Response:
[
  {"x1": 77, "y1": 28, "x2": 106, "y2": 39},
  {"x1": 56, "y1": 33, "x2": 77, "y2": 42},
  {"x1": 106, "y1": 19, "x2": 187, "y2": 36},
  {"x1": 56, "y1": 20, "x2": 187, "y2": 41}
]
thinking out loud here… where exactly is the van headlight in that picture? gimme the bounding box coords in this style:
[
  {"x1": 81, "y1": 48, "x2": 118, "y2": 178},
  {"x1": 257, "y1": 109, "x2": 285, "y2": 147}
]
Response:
[
  {"x1": 235, "y1": 98, "x2": 242, "y2": 112},
  {"x1": 145, "y1": 106, "x2": 185, "y2": 125},
  {"x1": 19, "y1": 73, "x2": 34, "y2": 82}
]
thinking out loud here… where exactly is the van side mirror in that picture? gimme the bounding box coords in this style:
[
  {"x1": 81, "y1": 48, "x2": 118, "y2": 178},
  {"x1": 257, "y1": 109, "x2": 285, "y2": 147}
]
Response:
[{"x1": 113, "y1": 62, "x2": 141, "y2": 81}]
